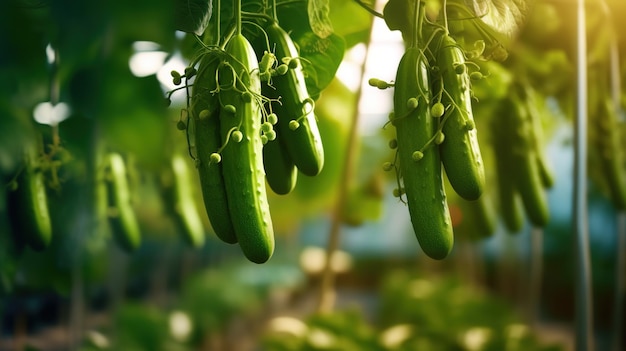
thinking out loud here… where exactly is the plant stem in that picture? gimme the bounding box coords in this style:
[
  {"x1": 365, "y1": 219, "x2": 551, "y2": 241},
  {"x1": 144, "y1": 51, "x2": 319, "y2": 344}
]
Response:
[
  {"x1": 316, "y1": 10, "x2": 375, "y2": 315},
  {"x1": 235, "y1": 0, "x2": 242, "y2": 35},
  {"x1": 574, "y1": 0, "x2": 594, "y2": 349}
]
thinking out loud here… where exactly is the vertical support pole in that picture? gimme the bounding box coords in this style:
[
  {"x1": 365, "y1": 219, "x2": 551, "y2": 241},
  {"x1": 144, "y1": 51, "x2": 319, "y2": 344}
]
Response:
[{"x1": 574, "y1": 0, "x2": 594, "y2": 349}]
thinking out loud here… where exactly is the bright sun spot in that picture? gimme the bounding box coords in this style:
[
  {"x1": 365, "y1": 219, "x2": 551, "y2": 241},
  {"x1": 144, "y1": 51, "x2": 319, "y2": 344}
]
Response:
[{"x1": 129, "y1": 50, "x2": 169, "y2": 77}]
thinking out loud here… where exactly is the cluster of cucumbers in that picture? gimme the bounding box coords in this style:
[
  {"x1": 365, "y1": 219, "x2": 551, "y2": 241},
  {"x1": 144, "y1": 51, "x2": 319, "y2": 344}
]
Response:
[
  {"x1": 491, "y1": 84, "x2": 553, "y2": 233},
  {"x1": 180, "y1": 6, "x2": 323, "y2": 263},
  {"x1": 374, "y1": 0, "x2": 566, "y2": 259},
  {"x1": 375, "y1": 2, "x2": 489, "y2": 259}
]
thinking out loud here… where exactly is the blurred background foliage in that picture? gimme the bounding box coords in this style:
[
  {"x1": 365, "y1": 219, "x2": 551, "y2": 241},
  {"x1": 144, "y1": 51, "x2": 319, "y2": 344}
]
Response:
[{"x1": 0, "y1": 0, "x2": 626, "y2": 350}]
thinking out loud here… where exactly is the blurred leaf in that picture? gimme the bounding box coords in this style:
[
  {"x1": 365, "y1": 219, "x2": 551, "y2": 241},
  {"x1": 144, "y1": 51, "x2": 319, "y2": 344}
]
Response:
[
  {"x1": 114, "y1": 303, "x2": 169, "y2": 351},
  {"x1": 464, "y1": 0, "x2": 529, "y2": 37},
  {"x1": 308, "y1": 0, "x2": 333, "y2": 38},
  {"x1": 174, "y1": 0, "x2": 212, "y2": 35}
]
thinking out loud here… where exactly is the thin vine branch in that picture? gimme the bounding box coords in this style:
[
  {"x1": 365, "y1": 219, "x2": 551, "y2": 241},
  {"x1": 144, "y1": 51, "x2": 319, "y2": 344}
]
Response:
[
  {"x1": 353, "y1": 0, "x2": 383, "y2": 18},
  {"x1": 315, "y1": 11, "x2": 376, "y2": 315}
]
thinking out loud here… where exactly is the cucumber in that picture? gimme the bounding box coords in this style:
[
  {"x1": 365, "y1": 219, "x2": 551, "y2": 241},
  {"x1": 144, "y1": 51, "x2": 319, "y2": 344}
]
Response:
[
  {"x1": 167, "y1": 154, "x2": 206, "y2": 248},
  {"x1": 263, "y1": 131, "x2": 298, "y2": 195},
  {"x1": 263, "y1": 22, "x2": 324, "y2": 177},
  {"x1": 509, "y1": 93, "x2": 550, "y2": 227},
  {"x1": 105, "y1": 152, "x2": 141, "y2": 252},
  {"x1": 393, "y1": 47, "x2": 454, "y2": 260},
  {"x1": 192, "y1": 50, "x2": 239, "y2": 244},
  {"x1": 219, "y1": 34, "x2": 275, "y2": 263},
  {"x1": 434, "y1": 34, "x2": 485, "y2": 201},
  {"x1": 7, "y1": 150, "x2": 52, "y2": 251}
]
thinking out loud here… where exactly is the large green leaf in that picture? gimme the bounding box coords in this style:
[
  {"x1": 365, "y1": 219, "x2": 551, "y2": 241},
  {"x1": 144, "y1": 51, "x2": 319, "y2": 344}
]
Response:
[
  {"x1": 463, "y1": 0, "x2": 529, "y2": 37},
  {"x1": 298, "y1": 32, "x2": 346, "y2": 100},
  {"x1": 174, "y1": 0, "x2": 212, "y2": 35}
]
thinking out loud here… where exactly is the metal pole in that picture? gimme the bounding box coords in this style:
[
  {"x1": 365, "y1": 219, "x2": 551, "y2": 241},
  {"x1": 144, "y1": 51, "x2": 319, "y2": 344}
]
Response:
[{"x1": 574, "y1": 0, "x2": 594, "y2": 349}]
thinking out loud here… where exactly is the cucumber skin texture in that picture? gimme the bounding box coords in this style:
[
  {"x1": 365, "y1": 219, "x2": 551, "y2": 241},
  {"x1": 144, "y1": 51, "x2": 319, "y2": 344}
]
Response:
[
  {"x1": 192, "y1": 51, "x2": 239, "y2": 244},
  {"x1": 169, "y1": 155, "x2": 206, "y2": 248},
  {"x1": 264, "y1": 23, "x2": 324, "y2": 177},
  {"x1": 263, "y1": 133, "x2": 298, "y2": 195},
  {"x1": 106, "y1": 153, "x2": 141, "y2": 253},
  {"x1": 394, "y1": 47, "x2": 454, "y2": 260},
  {"x1": 7, "y1": 157, "x2": 52, "y2": 251},
  {"x1": 436, "y1": 35, "x2": 485, "y2": 201},
  {"x1": 220, "y1": 34, "x2": 275, "y2": 263}
]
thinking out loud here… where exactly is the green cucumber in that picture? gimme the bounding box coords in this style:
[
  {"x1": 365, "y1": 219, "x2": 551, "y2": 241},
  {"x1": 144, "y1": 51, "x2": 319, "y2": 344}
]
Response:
[
  {"x1": 168, "y1": 154, "x2": 206, "y2": 248},
  {"x1": 7, "y1": 150, "x2": 52, "y2": 251},
  {"x1": 435, "y1": 34, "x2": 485, "y2": 201},
  {"x1": 192, "y1": 50, "x2": 239, "y2": 244},
  {"x1": 219, "y1": 34, "x2": 275, "y2": 263},
  {"x1": 393, "y1": 47, "x2": 454, "y2": 260},
  {"x1": 264, "y1": 22, "x2": 324, "y2": 177},
  {"x1": 263, "y1": 132, "x2": 298, "y2": 195},
  {"x1": 105, "y1": 152, "x2": 141, "y2": 252}
]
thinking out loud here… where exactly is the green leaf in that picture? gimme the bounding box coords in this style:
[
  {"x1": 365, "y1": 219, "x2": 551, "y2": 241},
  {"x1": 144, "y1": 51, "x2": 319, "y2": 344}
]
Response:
[
  {"x1": 463, "y1": 0, "x2": 529, "y2": 37},
  {"x1": 174, "y1": 0, "x2": 212, "y2": 35},
  {"x1": 297, "y1": 32, "x2": 345, "y2": 100},
  {"x1": 308, "y1": 0, "x2": 334, "y2": 38}
]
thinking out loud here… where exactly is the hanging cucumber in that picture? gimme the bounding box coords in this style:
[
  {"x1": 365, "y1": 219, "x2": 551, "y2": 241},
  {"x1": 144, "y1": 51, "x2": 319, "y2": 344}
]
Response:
[
  {"x1": 263, "y1": 22, "x2": 324, "y2": 177},
  {"x1": 433, "y1": 33, "x2": 485, "y2": 201},
  {"x1": 192, "y1": 50, "x2": 239, "y2": 244},
  {"x1": 164, "y1": 154, "x2": 206, "y2": 248},
  {"x1": 392, "y1": 47, "x2": 454, "y2": 260},
  {"x1": 104, "y1": 152, "x2": 141, "y2": 252},
  {"x1": 7, "y1": 148, "x2": 52, "y2": 251},
  {"x1": 217, "y1": 33, "x2": 275, "y2": 263},
  {"x1": 263, "y1": 130, "x2": 298, "y2": 195},
  {"x1": 509, "y1": 92, "x2": 550, "y2": 227}
]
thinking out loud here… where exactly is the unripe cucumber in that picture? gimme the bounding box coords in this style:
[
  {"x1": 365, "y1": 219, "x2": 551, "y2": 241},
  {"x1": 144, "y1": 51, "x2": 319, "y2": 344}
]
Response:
[
  {"x1": 219, "y1": 34, "x2": 275, "y2": 263},
  {"x1": 7, "y1": 151, "x2": 52, "y2": 251},
  {"x1": 264, "y1": 23, "x2": 324, "y2": 176},
  {"x1": 192, "y1": 50, "x2": 238, "y2": 244},
  {"x1": 105, "y1": 152, "x2": 141, "y2": 252},
  {"x1": 393, "y1": 47, "x2": 454, "y2": 260},
  {"x1": 524, "y1": 90, "x2": 555, "y2": 189},
  {"x1": 263, "y1": 133, "x2": 298, "y2": 195},
  {"x1": 168, "y1": 154, "x2": 206, "y2": 248},
  {"x1": 435, "y1": 34, "x2": 485, "y2": 201},
  {"x1": 509, "y1": 95, "x2": 550, "y2": 227}
]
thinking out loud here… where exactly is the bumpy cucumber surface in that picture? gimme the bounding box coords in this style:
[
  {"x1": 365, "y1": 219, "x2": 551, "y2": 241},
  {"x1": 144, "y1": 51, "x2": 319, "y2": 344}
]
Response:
[
  {"x1": 435, "y1": 34, "x2": 485, "y2": 201},
  {"x1": 105, "y1": 152, "x2": 141, "y2": 252},
  {"x1": 393, "y1": 47, "x2": 454, "y2": 260},
  {"x1": 192, "y1": 50, "x2": 239, "y2": 244},
  {"x1": 264, "y1": 23, "x2": 324, "y2": 177},
  {"x1": 219, "y1": 34, "x2": 274, "y2": 263},
  {"x1": 7, "y1": 154, "x2": 52, "y2": 251}
]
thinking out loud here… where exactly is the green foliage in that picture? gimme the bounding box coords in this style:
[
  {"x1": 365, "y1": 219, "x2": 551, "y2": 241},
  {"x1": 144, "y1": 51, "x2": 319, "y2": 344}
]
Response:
[
  {"x1": 261, "y1": 271, "x2": 565, "y2": 351},
  {"x1": 377, "y1": 271, "x2": 566, "y2": 351},
  {"x1": 179, "y1": 267, "x2": 264, "y2": 346}
]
